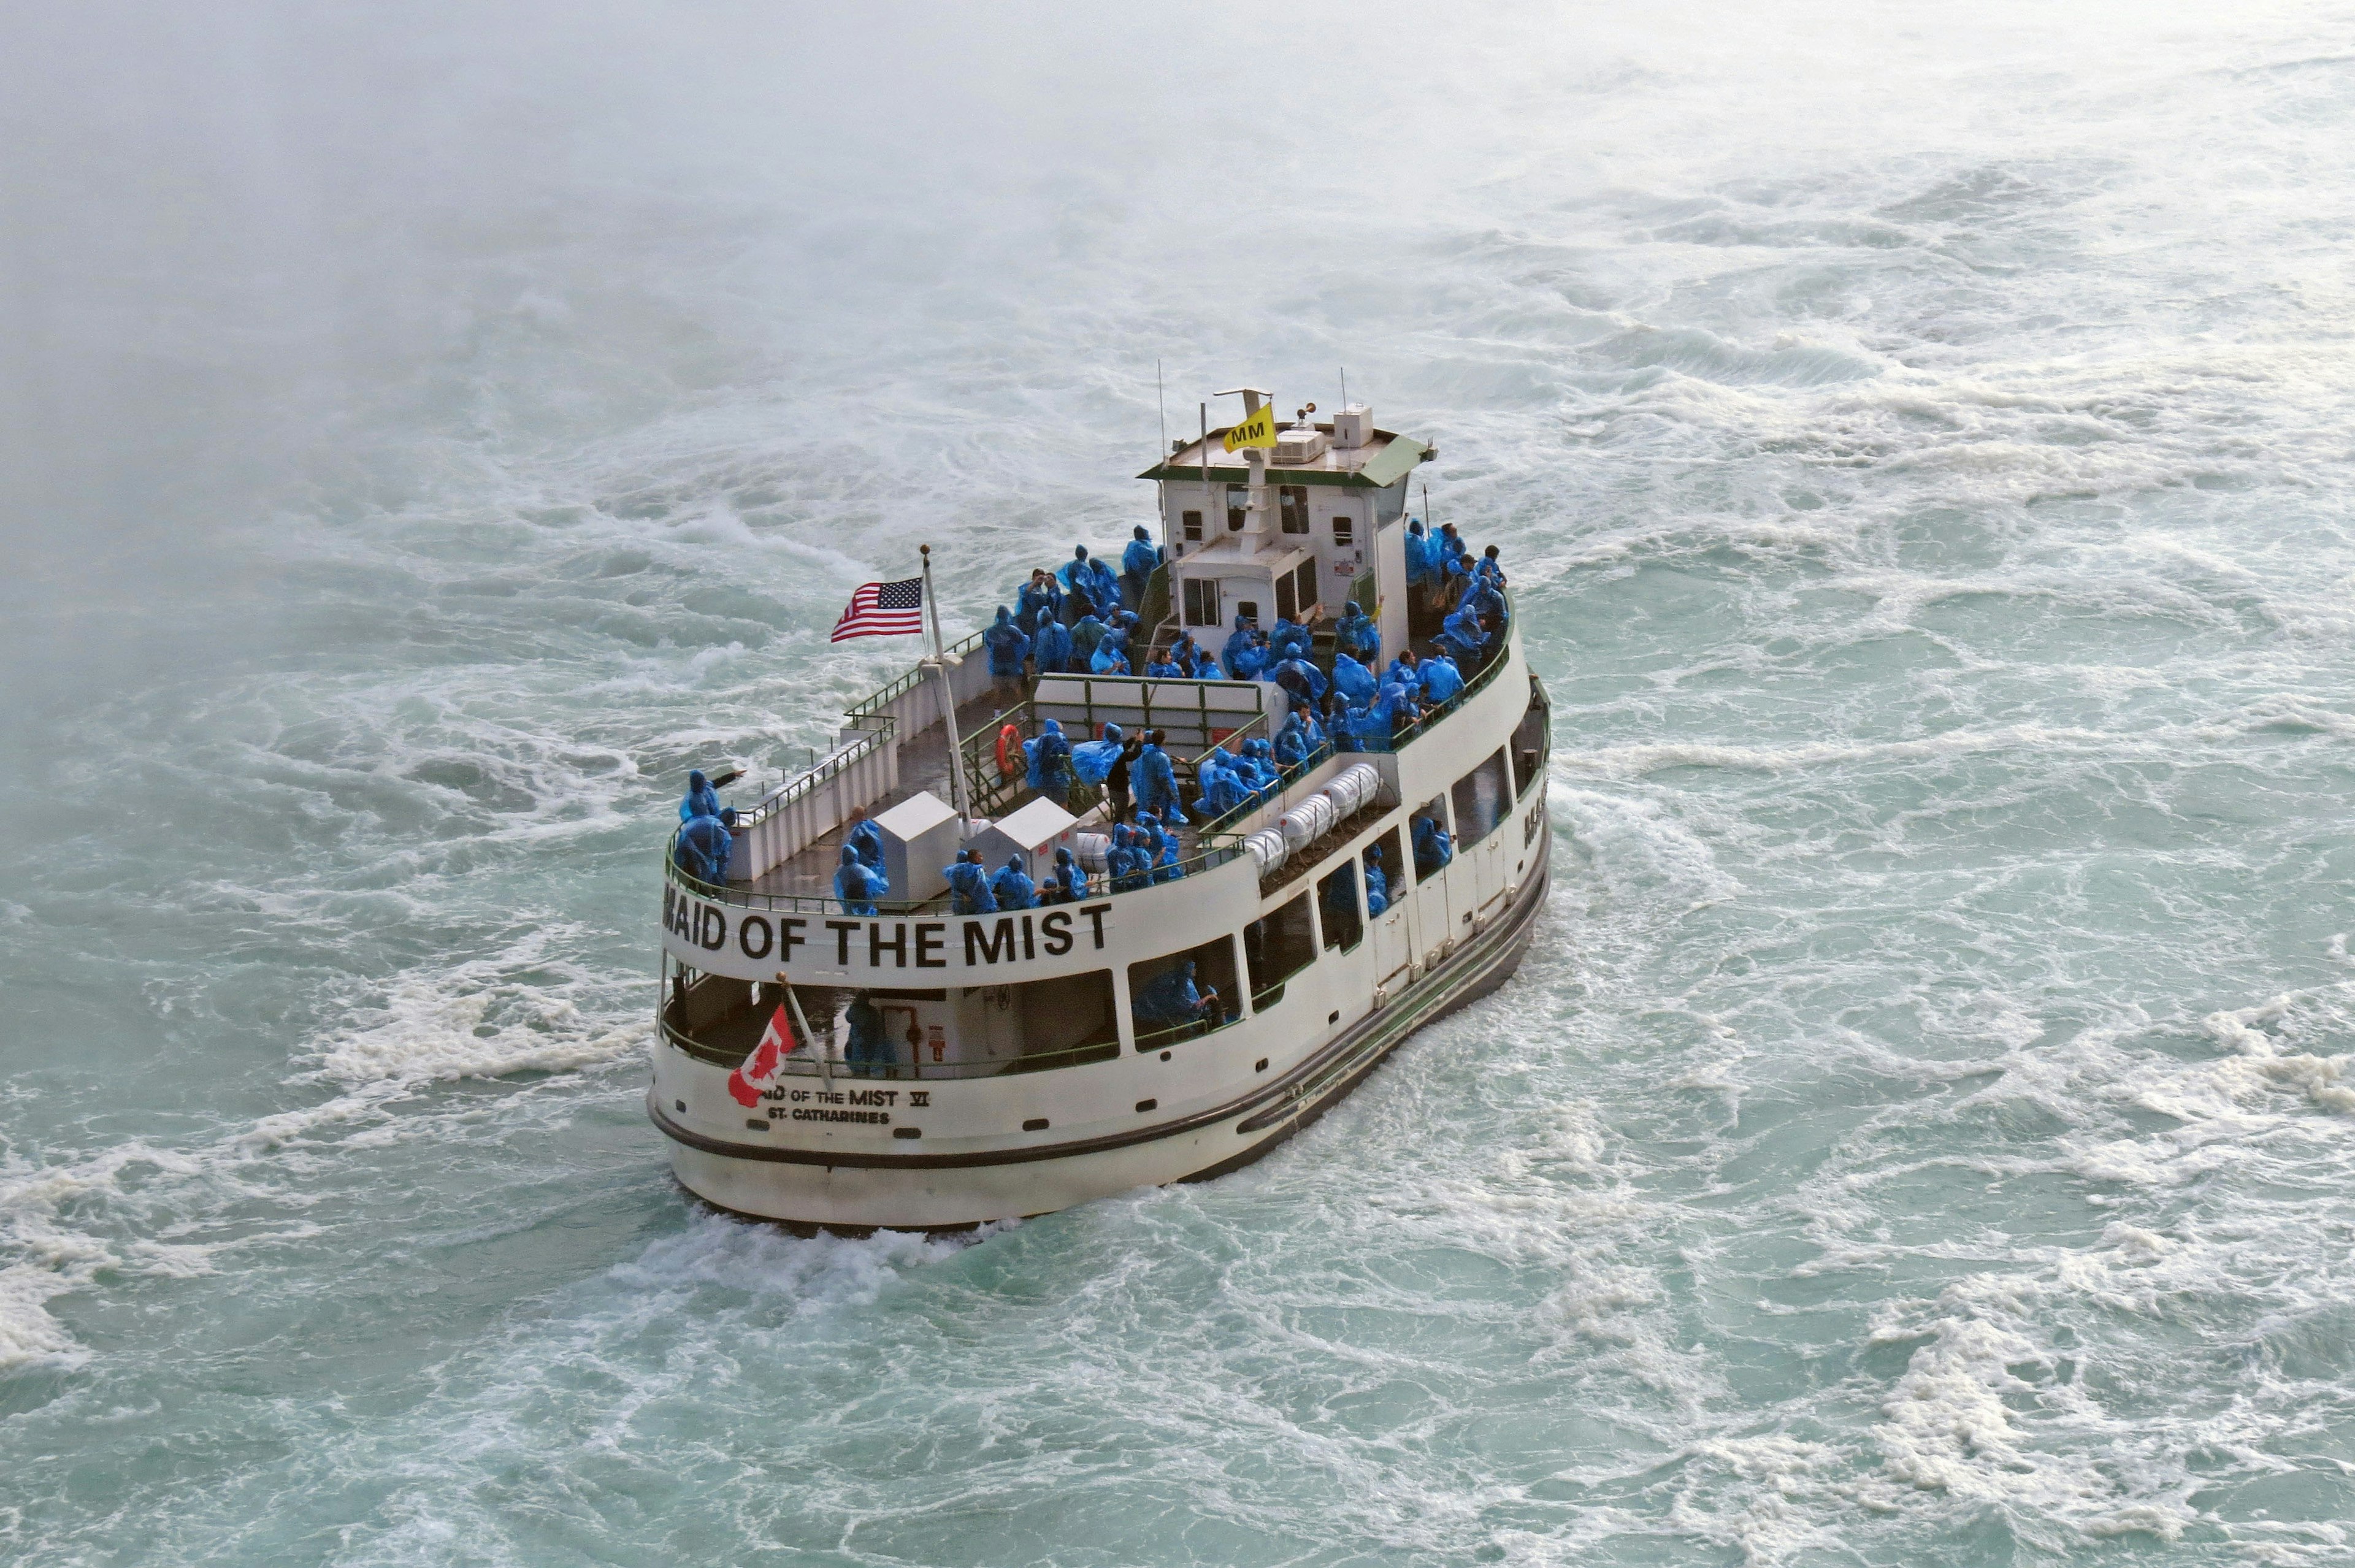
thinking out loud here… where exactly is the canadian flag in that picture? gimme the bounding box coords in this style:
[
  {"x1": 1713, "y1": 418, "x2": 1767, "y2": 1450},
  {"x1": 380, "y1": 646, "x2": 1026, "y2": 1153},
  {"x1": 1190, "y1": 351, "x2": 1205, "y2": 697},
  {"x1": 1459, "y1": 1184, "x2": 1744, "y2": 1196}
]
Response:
[{"x1": 727, "y1": 1004, "x2": 799, "y2": 1107}]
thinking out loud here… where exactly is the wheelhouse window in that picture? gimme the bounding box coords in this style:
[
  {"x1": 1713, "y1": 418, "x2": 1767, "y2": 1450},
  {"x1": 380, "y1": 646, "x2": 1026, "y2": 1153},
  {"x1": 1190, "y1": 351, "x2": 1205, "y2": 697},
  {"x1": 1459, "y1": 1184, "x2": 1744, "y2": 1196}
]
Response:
[
  {"x1": 1512, "y1": 681, "x2": 1550, "y2": 797},
  {"x1": 1331, "y1": 511, "x2": 1355, "y2": 548},
  {"x1": 1451, "y1": 749, "x2": 1511, "y2": 848},
  {"x1": 1182, "y1": 509, "x2": 1204, "y2": 543},
  {"x1": 1244, "y1": 893, "x2": 1317, "y2": 1011},
  {"x1": 1279, "y1": 485, "x2": 1310, "y2": 534},
  {"x1": 1226, "y1": 484, "x2": 1248, "y2": 532},
  {"x1": 1291, "y1": 559, "x2": 1318, "y2": 615},
  {"x1": 1318, "y1": 862, "x2": 1363, "y2": 952},
  {"x1": 1128, "y1": 935, "x2": 1240, "y2": 1050}
]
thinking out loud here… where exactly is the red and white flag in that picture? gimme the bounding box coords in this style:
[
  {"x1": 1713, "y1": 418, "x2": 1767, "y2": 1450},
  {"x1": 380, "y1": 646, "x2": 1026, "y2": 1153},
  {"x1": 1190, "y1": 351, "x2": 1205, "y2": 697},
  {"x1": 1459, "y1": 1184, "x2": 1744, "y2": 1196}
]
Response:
[
  {"x1": 830, "y1": 576, "x2": 925, "y2": 642},
  {"x1": 727, "y1": 1004, "x2": 800, "y2": 1107}
]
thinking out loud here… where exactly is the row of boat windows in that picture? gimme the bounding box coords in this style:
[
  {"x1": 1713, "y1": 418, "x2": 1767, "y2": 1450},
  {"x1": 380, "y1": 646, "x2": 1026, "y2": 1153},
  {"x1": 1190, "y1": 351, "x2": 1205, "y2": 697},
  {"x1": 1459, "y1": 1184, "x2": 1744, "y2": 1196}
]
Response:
[
  {"x1": 680, "y1": 717, "x2": 1551, "y2": 1076},
  {"x1": 1178, "y1": 486, "x2": 1352, "y2": 544}
]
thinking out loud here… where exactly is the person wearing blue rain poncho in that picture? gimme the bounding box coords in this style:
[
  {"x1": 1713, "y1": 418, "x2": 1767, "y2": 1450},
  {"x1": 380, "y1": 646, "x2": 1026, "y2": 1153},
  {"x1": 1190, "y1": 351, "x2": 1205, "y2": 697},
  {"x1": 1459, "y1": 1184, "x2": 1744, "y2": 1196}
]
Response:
[
  {"x1": 1420, "y1": 652, "x2": 1463, "y2": 705},
  {"x1": 680, "y1": 768, "x2": 721, "y2": 824},
  {"x1": 944, "y1": 849, "x2": 998, "y2": 915},
  {"x1": 1055, "y1": 546, "x2": 1095, "y2": 599},
  {"x1": 1107, "y1": 827, "x2": 1147, "y2": 893},
  {"x1": 1438, "y1": 521, "x2": 1466, "y2": 572},
  {"x1": 1273, "y1": 711, "x2": 1312, "y2": 770},
  {"x1": 1133, "y1": 732, "x2": 1182, "y2": 821},
  {"x1": 1413, "y1": 813, "x2": 1453, "y2": 877},
  {"x1": 1032, "y1": 616, "x2": 1073, "y2": 676},
  {"x1": 1271, "y1": 656, "x2": 1327, "y2": 708},
  {"x1": 1089, "y1": 629, "x2": 1131, "y2": 674},
  {"x1": 1133, "y1": 960, "x2": 1221, "y2": 1037},
  {"x1": 1362, "y1": 844, "x2": 1390, "y2": 917},
  {"x1": 846, "y1": 817, "x2": 890, "y2": 896},
  {"x1": 1438, "y1": 605, "x2": 1487, "y2": 668},
  {"x1": 1458, "y1": 573, "x2": 1504, "y2": 623},
  {"x1": 1267, "y1": 616, "x2": 1309, "y2": 664},
  {"x1": 1475, "y1": 545, "x2": 1506, "y2": 587},
  {"x1": 674, "y1": 812, "x2": 732, "y2": 886},
  {"x1": 990, "y1": 854, "x2": 1037, "y2": 911},
  {"x1": 982, "y1": 605, "x2": 1031, "y2": 689},
  {"x1": 1321, "y1": 862, "x2": 1360, "y2": 939},
  {"x1": 834, "y1": 845, "x2": 879, "y2": 915},
  {"x1": 845, "y1": 992, "x2": 893, "y2": 1077},
  {"x1": 1334, "y1": 605, "x2": 1379, "y2": 665},
  {"x1": 1133, "y1": 811, "x2": 1169, "y2": 859},
  {"x1": 1070, "y1": 614, "x2": 1108, "y2": 669},
  {"x1": 1220, "y1": 616, "x2": 1265, "y2": 680},
  {"x1": 1024, "y1": 718, "x2": 1075, "y2": 807},
  {"x1": 1146, "y1": 648, "x2": 1182, "y2": 678},
  {"x1": 1405, "y1": 520, "x2": 1436, "y2": 586},
  {"x1": 1331, "y1": 652, "x2": 1376, "y2": 705},
  {"x1": 1121, "y1": 526, "x2": 1161, "y2": 610},
  {"x1": 1193, "y1": 754, "x2": 1251, "y2": 820},
  {"x1": 1152, "y1": 836, "x2": 1184, "y2": 884},
  {"x1": 1071, "y1": 722, "x2": 1124, "y2": 787},
  {"x1": 1187, "y1": 640, "x2": 1220, "y2": 679},
  {"x1": 1040, "y1": 844, "x2": 1084, "y2": 903},
  {"x1": 1015, "y1": 569, "x2": 1062, "y2": 636}
]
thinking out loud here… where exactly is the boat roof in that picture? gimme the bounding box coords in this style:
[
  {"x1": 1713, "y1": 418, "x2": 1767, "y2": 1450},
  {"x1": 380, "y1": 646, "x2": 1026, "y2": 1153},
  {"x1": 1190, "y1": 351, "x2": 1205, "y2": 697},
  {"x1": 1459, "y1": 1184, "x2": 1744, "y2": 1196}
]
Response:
[{"x1": 1138, "y1": 426, "x2": 1430, "y2": 490}]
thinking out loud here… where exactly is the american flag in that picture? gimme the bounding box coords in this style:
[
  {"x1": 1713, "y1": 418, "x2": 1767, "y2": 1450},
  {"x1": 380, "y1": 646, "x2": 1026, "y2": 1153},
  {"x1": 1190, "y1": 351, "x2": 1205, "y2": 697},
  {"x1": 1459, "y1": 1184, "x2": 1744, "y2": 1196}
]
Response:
[{"x1": 830, "y1": 576, "x2": 925, "y2": 642}]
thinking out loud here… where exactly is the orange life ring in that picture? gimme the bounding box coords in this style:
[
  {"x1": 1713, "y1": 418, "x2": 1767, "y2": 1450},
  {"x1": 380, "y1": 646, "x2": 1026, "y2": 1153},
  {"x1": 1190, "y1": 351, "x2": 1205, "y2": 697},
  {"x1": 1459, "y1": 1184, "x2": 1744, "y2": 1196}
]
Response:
[{"x1": 997, "y1": 724, "x2": 1022, "y2": 781}]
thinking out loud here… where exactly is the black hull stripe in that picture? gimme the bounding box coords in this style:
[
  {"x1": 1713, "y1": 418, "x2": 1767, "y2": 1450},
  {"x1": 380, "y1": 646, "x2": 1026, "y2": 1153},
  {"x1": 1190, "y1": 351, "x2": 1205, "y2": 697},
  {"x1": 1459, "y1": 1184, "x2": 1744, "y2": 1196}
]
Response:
[{"x1": 649, "y1": 836, "x2": 1552, "y2": 1172}]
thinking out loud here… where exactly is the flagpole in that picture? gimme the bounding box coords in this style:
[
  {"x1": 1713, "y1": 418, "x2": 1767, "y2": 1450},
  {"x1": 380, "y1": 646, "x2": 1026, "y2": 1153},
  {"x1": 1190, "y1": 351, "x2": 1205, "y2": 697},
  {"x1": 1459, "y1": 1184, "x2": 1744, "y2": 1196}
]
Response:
[
  {"x1": 781, "y1": 978, "x2": 829, "y2": 1091},
  {"x1": 920, "y1": 545, "x2": 973, "y2": 829}
]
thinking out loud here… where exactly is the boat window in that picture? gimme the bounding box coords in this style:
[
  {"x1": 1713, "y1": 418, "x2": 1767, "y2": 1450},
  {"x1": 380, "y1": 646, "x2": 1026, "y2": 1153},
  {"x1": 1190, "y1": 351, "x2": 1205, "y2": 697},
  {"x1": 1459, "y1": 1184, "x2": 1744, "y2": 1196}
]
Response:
[
  {"x1": 1512, "y1": 682, "x2": 1550, "y2": 798},
  {"x1": 1364, "y1": 828, "x2": 1406, "y2": 917},
  {"x1": 1318, "y1": 862, "x2": 1363, "y2": 952},
  {"x1": 1451, "y1": 748, "x2": 1511, "y2": 849},
  {"x1": 1182, "y1": 578, "x2": 1219, "y2": 627},
  {"x1": 1290, "y1": 559, "x2": 1319, "y2": 614},
  {"x1": 1279, "y1": 484, "x2": 1311, "y2": 534},
  {"x1": 1409, "y1": 795, "x2": 1453, "y2": 884},
  {"x1": 1332, "y1": 511, "x2": 1355, "y2": 547},
  {"x1": 1128, "y1": 935, "x2": 1241, "y2": 1050},
  {"x1": 1226, "y1": 484, "x2": 1248, "y2": 532},
  {"x1": 1244, "y1": 893, "x2": 1317, "y2": 1011},
  {"x1": 1276, "y1": 568, "x2": 1297, "y2": 624},
  {"x1": 1181, "y1": 509, "x2": 1204, "y2": 543},
  {"x1": 952, "y1": 972, "x2": 1121, "y2": 1075}
]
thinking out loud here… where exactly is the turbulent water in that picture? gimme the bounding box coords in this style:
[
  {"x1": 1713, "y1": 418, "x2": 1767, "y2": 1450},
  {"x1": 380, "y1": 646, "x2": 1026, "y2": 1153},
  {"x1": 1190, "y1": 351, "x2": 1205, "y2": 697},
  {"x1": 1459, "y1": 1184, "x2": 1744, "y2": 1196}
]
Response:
[{"x1": 6, "y1": 3, "x2": 2355, "y2": 1562}]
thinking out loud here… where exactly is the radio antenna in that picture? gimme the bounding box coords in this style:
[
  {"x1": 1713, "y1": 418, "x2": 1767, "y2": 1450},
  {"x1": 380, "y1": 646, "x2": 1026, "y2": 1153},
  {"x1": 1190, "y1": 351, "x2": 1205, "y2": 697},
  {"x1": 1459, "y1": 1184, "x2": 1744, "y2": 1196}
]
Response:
[
  {"x1": 1340, "y1": 365, "x2": 1347, "y2": 410},
  {"x1": 1157, "y1": 359, "x2": 1168, "y2": 455}
]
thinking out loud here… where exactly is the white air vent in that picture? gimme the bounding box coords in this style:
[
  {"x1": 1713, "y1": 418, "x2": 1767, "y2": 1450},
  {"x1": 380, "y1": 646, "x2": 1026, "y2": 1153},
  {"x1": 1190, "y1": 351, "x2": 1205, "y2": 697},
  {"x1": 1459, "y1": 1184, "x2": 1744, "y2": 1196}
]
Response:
[
  {"x1": 1331, "y1": 404, "x2": 1374, "y2": 449},
  {"x1": 1272, "y1": 427, "x2": 1329, "y2": 465}
]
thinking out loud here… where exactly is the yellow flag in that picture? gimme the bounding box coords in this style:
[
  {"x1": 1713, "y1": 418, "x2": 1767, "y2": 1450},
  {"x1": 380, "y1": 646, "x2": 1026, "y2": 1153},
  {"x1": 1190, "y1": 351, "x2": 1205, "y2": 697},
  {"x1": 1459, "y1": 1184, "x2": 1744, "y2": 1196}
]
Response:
[{"x1": 1221, "y1": 403, "x2": 1277, "y2": 453}]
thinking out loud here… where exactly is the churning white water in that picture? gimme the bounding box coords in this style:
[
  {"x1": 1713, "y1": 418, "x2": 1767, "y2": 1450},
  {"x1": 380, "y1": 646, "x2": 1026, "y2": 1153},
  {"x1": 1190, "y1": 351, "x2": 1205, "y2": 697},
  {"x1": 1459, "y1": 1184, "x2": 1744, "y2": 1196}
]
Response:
[{"x1": 5, "y1": 2, "x2": 2355, "y2": 1561}]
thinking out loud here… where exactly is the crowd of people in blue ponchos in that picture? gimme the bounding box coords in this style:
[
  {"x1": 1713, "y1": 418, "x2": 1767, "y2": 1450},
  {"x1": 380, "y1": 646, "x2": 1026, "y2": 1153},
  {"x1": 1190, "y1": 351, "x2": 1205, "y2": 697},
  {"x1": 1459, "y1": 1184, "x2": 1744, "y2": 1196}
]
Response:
[{"x1": 677, "y1": 517, "x2": 1501, "y2": 910}]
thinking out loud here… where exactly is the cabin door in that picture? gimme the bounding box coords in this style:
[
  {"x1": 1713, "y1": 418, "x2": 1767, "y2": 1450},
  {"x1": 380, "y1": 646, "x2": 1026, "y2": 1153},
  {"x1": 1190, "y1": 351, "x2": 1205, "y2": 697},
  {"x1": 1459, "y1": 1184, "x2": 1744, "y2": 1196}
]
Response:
[{"x1": 1372, "y1": 901, "x2": 1414, "y2": 993}]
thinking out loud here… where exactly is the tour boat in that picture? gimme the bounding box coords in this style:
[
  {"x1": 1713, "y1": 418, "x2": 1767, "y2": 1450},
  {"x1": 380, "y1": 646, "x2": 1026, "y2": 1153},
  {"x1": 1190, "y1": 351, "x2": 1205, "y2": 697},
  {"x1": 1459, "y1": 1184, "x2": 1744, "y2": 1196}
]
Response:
[{"x1": 649, "y1": 389, "x2": 1553, "y2": 1233}]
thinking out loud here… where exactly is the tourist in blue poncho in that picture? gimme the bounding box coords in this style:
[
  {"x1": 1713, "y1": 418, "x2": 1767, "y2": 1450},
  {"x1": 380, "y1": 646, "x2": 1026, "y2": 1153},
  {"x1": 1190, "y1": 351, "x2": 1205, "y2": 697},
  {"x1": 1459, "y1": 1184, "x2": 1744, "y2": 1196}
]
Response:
[
  {"x1": 1335, "y1": 605, "x2": 1379, "y2": 665},
  {"x1": 1146, "y1": 648, "x2": 1182, "y2": 678},
  {"x1": 1032, "y1": 616, "x2": 1073, "y2": 676},
  {"x1": 1024, "y1": 717, "x2": 1075, "y2": 806},
  {"x1": 1108, "y1": 827, "x2": 1151, "y2": 892},
  {"x1": 1413, "y1": 813, "x2": 1453, "y2": 876},
  {"x1": 1133, "y1": 960, "x2": 1220, "y2": 1036},
  {"x1": 1271, "y1": 656, "x2": 1326, "y2": 708},
  {"x1": 982, "y1": 605, "x2": 1030, "y2": 683},
  {"x1": 1331, "y1": 652, "x2": 1376, "y2": 705},
  {"x1": 1438, "y1": 521, "x2": 1466, "y2": 572},
  {"x1": 1015, "y1": 570, "x2": 1062, "y2": 635},
  {"x1": 1040, "y1": 844, "x2": 1083, "y2": 903},
  {"x1": 1089, "y1": 629, "x2": 1131, "y2": 675},
  {"x1": 1475, "y1": 545, "x2": 1506, "y2": 587},
  {"x1": 1121, "y1": 526, "x2": 1161, "y2": 609},
  {"x1": 1071, "y1": 722, "x2": 1124, "y2": 786},
  {"x1": 1152, "y1": 836, "x2": 1184, "y2": 884},
  {"x1": 1133, "y1": 733, "x2": 1181, "y2": 820},
  {"x1": 834, "y1": 844, "x2": 879, "y2": 915},
  {"x1": 1419, "y1": 652, "x2": 1463, "y2": 705},
  {"x1": 944, "y1": 849, "x2": 998, "y2": 915},
  {"x1": 1187, "y1": 639, "x2": 1220, "y2": 679},
  {"x1": 990, "y1": 854, "x2": 1036, "y2": 911},
  {"x1": 1438, "y1": 605, "x2": 1487, "y2": 668},
  {"x1": 1071, "y1": 614, "x2": 1108, "y2": 668},
  {"x1": 1273, "y1": 712, "x2": 1312, "y2": 770},
  {"x1": 674, "y1": 812, "x2": 731, "y2": 886},
  {"x1": 1194, "y1": 754, "x2": 1250, "y2": 819},
  {"x1": 680, "y1": 768, "x2": 721, "y2": 824},
  {"x1": 845, "y1": 992, "x2": 893, "y2": 1077},
  {"x1": 1268, "y1": 616, "x2": 1310, "y2": 665},
  {"x1": 1363, "y1": 845, "x2": 1390, "y2": 917},
  {"x1": 1221, "y1": 616, "x2": 1266, "y2": 680},
  {"x1": 1404, "y1": 519, "x2": 1436, "y2": 586}
]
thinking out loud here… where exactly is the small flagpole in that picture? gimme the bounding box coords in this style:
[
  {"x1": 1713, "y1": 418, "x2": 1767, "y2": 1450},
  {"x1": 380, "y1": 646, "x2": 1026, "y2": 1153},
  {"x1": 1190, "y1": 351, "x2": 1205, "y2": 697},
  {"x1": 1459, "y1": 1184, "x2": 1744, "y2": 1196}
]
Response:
[
  {"x1": 782, "y1": 977, "x2": 830, "y2": 1090},
  {"x1": 920, "y1": 545, "x2": 972, "y2": 828}
]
